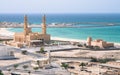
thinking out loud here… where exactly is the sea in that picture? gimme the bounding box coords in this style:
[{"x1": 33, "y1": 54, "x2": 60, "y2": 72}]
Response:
[{"x1": 0, "y1": 14, "x2": 120, "y2": 43}]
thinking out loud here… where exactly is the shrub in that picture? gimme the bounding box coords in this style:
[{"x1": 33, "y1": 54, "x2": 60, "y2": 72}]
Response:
[
  {"x1": 61, "y1": 63, "x2": 69, "y2": 69},
  {"x1": 77, "y1": 44, "x2": 83, "y2": 47},
  {"x1": 33, "y1": 67, "x2": 39, "y2": 71},
  {"x1": 90, "y1": 57, "x2": 116, "y2": 63},
  {"x1": 21, "y1": 50, "x2": 27, "y2": 55},
  {"x1": 13, "y1": 64, "x2": 19, "y2": 70},
  {"x1": 40, "y1": 47, "x2": 45, "y2": 53},
  {"x1": 90, "y1": 57, "x2": 98, "y2": 62},
  {"x1": 99, "y1": 58, "x2": 116, "y2": 63},
  {"x1": 23, "y1": 65, "x2": 29, "y2": 70}
]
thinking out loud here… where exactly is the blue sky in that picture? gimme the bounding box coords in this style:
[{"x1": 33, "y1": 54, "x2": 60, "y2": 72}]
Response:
[{"x1": 0, "y1": 0, "x2": 120, "y2": 13}]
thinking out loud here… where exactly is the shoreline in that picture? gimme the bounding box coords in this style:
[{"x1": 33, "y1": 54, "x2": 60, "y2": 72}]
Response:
[
  {"x1": 0, "y1": 28, "x2": 14, "y2": 36},
  {"x1": 51, "y1": 37, "x2": 86, "y2": 43},
  {"x1": 51, "y1": 37, "x2": 120, "y2": 46},
  {"x1": 0, "y1": 28, "x2": 120, "y2": 46}
]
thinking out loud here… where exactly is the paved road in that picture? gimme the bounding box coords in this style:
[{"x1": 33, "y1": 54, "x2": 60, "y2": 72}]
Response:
[{"x1": 52, "y1": 56, "x2": 91, "y2": 61}]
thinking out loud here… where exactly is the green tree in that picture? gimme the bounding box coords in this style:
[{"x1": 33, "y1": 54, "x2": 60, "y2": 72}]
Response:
[
  {"x1": 0, "y1": 70, "x2": 4, "y2": 75},
  {"x1": 79, "y1": 62, "x2": 86, "y2": 70},
  {"x1": 40, "y1": 47, "x2": 45, "y2": 53},
  {"x1": 13, "y1": 64, "x2": 19, "y2": 70},
  {"x1": 61, "y1": 63, "x2": 69, "y2": 70}
]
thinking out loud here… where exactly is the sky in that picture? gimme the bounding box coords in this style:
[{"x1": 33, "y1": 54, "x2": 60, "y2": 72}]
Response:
[{"x1": 0, "y1": 0, "x2": 120, "y2": 14}]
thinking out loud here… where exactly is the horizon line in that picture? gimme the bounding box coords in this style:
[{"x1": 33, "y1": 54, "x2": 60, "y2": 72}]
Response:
[{"x1": 0, "y1": 12, "x2": 120, "y2": 14}]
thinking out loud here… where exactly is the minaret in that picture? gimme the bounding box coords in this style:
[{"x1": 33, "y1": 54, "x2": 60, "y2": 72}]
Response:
[
  {"x1": 24, "y1": 15, "x2": 28, "y2": 35},
  {"x1": 42, "y1": 15, "x2": 46, "y2": 34}
]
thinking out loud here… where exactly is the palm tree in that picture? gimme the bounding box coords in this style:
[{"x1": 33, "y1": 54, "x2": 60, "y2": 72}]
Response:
[
  {"x1": 61, "y1": 63, "x2": 69, "y2": 70},
  {"x1": 79, "y1": 62, "x2": 86, "y2": 70}
]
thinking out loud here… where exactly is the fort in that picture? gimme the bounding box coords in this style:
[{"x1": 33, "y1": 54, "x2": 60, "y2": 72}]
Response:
[{"x1": 87, "y1": 37, "x2": 114, "y2": 49}]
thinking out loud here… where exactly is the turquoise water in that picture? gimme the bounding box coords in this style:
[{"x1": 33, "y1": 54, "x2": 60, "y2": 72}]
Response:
[
  {"x1": 0, "y1": 14, "x2": 120, "y2": 43},
  {"x1": 8, "y1": 26, "x2": 120, "y2": 43}
]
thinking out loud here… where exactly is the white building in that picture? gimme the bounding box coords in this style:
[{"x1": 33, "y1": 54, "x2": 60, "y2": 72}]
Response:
[{"x1": 0, "y1": 46, "x2": 15, "y2": 60}]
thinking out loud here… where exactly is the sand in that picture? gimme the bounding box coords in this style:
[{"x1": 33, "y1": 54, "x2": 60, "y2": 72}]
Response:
[
  {"x1": 51, "y1": 49, "x2": 120, "y2": 59},
  {"x1": 51, "y1": 37, "x2": 86, "y2": 42}
]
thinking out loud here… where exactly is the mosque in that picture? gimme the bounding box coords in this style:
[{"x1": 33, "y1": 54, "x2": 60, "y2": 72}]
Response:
[{"x1": 5, "y1": 15, "x2": 50, "y2": 47}]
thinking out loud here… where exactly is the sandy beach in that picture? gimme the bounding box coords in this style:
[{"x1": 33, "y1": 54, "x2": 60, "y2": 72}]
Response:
[
  {"x1": 51, "y1": 49, "x2": 120, "y2": 59},
  {"x1": 0, "y1": 28, "x2": 120, "y2": 46},
  {"x1": 51, "y1": 37, "x2": 86, "y2": 43},
  {"x1": 0, "y1": 28, "x2": 14, "y2": 36}
]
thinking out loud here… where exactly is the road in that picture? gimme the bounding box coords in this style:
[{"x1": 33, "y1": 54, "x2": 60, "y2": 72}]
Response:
[{"x1": 52, "y1": 56, "x2": 91, "y2": 61}]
